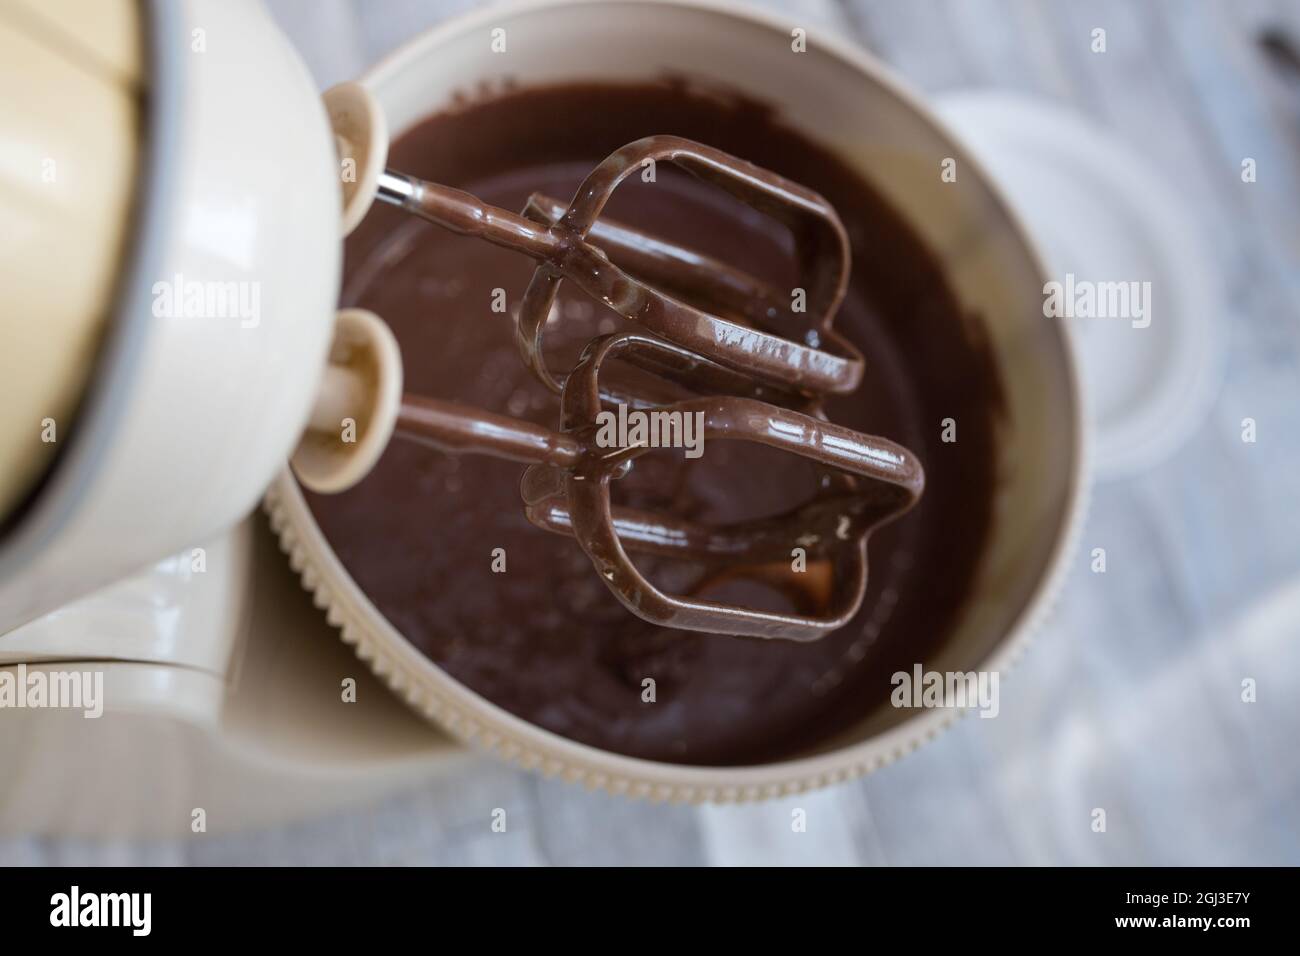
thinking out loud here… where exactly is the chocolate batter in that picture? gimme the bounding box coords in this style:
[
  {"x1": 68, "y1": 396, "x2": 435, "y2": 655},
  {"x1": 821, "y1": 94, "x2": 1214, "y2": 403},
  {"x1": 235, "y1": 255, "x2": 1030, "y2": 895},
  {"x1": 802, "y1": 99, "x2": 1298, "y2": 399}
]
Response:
[{"x1": 308, "y1": 81, "x2": 1004, "y2": 765}]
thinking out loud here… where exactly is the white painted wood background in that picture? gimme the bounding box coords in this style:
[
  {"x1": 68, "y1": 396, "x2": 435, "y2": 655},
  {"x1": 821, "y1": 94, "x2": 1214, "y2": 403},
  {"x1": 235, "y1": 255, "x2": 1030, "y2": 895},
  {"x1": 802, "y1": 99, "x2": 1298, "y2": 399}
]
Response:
[{"x1": 5, "y1": 0, "x2": 1298, "y2": 865}]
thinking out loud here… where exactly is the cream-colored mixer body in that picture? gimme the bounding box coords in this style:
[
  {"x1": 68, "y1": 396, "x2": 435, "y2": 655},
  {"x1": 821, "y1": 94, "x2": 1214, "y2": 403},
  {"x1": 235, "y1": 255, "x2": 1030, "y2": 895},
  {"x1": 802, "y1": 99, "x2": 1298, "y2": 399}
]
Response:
[
  {"x1": 0, "y1": 0, "x2": 341, "y2": 635},
  {"x1": 0, "y1": 0, "x2": 141, "y2": 525}
]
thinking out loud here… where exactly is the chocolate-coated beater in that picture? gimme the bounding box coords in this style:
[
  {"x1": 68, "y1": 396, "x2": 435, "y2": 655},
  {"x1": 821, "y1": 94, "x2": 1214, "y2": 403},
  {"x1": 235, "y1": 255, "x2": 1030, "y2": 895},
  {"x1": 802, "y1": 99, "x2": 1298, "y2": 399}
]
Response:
[
  {"x1": 376, "y1": 134, "x2": 864, "y2": 400},
  {"x1": 308, "y1": 83, "x2": 924, "y2": 641},
  {"x1": 327, "y1": 82, "x2": 862, "y2": 401},
  {"x1": 394, "y1": 332, "x2": 922, "y2": 642}
]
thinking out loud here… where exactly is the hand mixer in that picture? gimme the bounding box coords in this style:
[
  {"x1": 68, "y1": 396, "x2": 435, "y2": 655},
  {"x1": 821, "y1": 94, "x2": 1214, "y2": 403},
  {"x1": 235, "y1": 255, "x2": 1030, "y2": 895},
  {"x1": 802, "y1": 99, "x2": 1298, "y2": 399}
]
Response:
[{"x1": 293, "y1": 83, "x2": 924, "y2": 642}]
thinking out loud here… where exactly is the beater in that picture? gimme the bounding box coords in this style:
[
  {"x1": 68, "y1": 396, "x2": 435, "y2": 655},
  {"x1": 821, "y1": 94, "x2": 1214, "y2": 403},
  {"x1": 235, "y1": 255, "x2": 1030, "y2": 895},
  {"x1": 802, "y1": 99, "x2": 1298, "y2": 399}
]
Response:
[{"x1": 295, "y1": 83, "x2": 925, "y2": 641}]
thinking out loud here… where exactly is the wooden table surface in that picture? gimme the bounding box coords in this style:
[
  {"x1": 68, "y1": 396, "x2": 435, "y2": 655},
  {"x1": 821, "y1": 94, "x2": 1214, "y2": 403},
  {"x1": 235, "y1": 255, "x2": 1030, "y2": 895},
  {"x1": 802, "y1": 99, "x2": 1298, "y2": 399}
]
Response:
[{"x1": 5, "y1": 0, "x2": 1298, "y2": 865}]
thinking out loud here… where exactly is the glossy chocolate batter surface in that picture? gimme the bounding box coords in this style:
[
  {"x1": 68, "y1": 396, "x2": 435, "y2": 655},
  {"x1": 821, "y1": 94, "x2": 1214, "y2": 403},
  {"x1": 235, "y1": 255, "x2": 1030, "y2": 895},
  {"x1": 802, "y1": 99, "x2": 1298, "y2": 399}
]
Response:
[{"x1": 307, "y1": 81, "x2": 1003, "y2": 766}]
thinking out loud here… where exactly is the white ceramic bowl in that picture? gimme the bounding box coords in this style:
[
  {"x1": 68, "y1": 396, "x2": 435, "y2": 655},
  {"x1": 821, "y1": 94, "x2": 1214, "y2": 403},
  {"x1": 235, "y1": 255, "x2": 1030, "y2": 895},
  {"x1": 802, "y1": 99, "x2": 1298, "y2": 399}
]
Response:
[{"x1": 268, "y1": 0, "x2": 1088, "y2": 801}]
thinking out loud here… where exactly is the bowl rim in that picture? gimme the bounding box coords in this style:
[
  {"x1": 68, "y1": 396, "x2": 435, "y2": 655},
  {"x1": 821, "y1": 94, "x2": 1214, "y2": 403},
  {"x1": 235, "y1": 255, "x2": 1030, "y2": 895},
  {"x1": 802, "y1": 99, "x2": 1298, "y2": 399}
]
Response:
[{"x1": 266, "y1": 0, "x2": 1091, "y2": 802}]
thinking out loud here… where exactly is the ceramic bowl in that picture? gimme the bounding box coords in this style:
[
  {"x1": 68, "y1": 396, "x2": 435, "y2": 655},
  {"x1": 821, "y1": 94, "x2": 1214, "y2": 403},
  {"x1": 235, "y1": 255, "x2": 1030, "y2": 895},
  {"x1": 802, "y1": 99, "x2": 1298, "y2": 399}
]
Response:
[{"x1": 267, "y1": 0, "x2": 1088, "y2": 801}]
